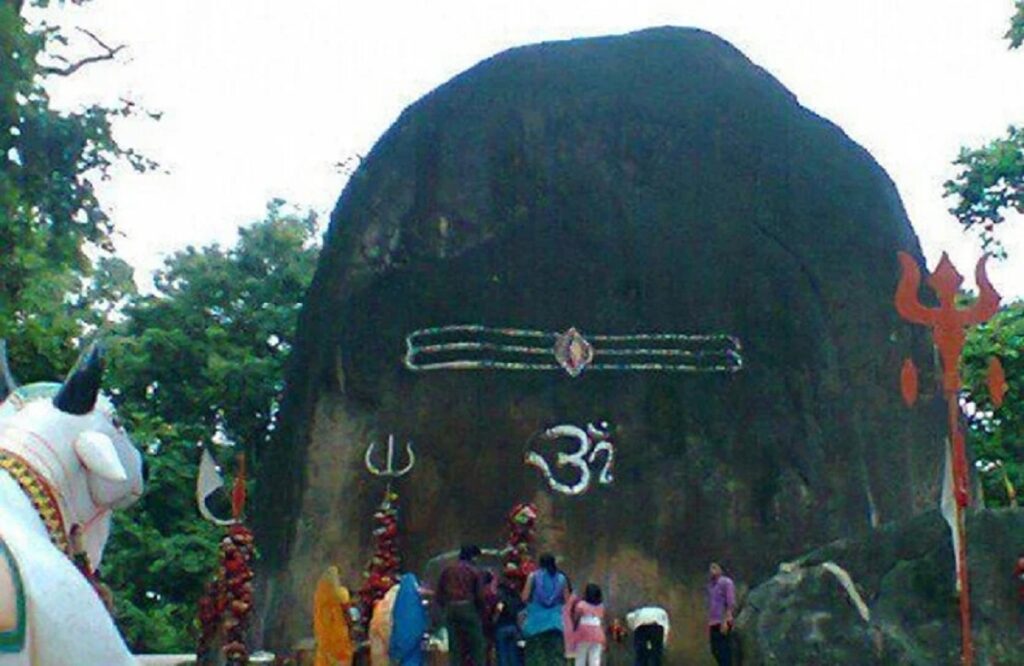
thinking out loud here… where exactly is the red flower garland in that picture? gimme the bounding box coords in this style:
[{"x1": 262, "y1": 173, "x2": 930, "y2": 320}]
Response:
[
  {"x1": 196, "y1": 524, "x2": 256, "y2": 666},
  {"x1": 502, "y1": 502, "x2": 538, "y2": 592},
  {"x1": 356, "y1": 489, "x2": 402, "y2": 634}
]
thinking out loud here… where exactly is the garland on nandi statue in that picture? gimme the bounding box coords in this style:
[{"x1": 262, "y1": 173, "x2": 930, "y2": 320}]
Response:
[{"x1": 0, "y1": 344, "x2": 145, "y2": 665}]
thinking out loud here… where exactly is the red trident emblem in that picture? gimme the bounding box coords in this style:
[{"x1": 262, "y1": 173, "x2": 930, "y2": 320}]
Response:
[
  {"x1": 895, "y1": 252, "x2": 1002, "y2": 399},
  {"x1": 894, "y1": 250, "x2": 1004, "y2": 666}
]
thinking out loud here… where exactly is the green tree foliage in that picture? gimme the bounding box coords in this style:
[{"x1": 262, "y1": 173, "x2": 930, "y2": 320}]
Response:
[
  {"x1": 101, "y1": 201, "x2": 321, "y2": 652},
  {"x1": 1009, "y1": 0, "x2": 1024, "y2": 49},
  {"x1": 962, "y1": 301, "x2": 1024, "y2": 506},
  {"x1": 944, "y1": 127, "x2": 1024, "y2": 258},
  {"x1": 1, "y1": 0, "x2": 155, "y2": 379},
  {"x1": 948, "y1": 4, "x2": 1024, "y2": 506},
  {"x1": 1, "y1": 1, "x2": 322, "y2": 652},
  {"x1": 943, "y1": 2, "x2": 1024, "y2": 255},
  {"x1": 0, "y1": 0, "x2": 323, "y2": 654}
]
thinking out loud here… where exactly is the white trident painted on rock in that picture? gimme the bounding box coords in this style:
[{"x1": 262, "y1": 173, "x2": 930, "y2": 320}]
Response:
[{"x1": 364, "y1": 434, "x2": 416, "y2": 480}]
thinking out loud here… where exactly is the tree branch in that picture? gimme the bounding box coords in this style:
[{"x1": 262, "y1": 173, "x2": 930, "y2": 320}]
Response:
[{"x1": 40, "y1": 27, "x2": 126, "y2": 77}]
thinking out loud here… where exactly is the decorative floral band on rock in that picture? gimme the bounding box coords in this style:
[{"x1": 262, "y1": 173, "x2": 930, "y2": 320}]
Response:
[{"x1": 404, "y1": 325, "x2": 744, "y2": 377}]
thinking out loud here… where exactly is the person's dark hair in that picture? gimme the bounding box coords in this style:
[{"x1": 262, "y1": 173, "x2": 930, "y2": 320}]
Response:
[
  {"x1": 459, "y1": 545, "x2": 481, "y2": 561},
  {"x1": 538, "y1": 553, "x2": 557, "y2": 575},
  {"x1": 482, "y1": 570, "x2": 494, "y2": 585},
  {"x1": 584, "y1": 583, "x2": 603, "y2": 605}
]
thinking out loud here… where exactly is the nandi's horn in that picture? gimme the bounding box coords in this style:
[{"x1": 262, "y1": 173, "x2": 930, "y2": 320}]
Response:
[
  {"x1": 53, "y1": 345, "x2": 105, "y2": 415},
  {"x1": 0, "y1": 340, "x2": 16, "y2": 402}
]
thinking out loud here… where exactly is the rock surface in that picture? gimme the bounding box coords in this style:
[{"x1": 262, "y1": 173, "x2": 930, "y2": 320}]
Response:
[
  {"x1": 254, "y1": 27, "x2": 945, "y2": 661},
  {"x1": 736, "y1": 509, "x2": 1024, "y2": 665}
]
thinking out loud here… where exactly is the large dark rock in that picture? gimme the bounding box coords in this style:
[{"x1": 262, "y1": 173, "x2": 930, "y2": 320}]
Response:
[
  {"x1": 736, "y1": 509, "x2": 1024, "y2": 665},
  {"x1": 255, "y1": 27, "x2": 944, "y2": 660}
]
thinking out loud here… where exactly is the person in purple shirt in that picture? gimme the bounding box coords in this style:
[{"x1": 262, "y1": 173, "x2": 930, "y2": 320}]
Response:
[{"x1": 706, "y1": 562, "x2": 735, "y2": 665}]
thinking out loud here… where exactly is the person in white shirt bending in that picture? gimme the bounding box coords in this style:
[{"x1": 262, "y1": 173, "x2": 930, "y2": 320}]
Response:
[{"x1": 625, "y1": 606, "x2": 669, "y2": 666}]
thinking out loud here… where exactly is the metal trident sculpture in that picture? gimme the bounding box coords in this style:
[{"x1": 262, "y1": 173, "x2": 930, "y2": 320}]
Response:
[
  {"x1": 895, "y1": 251, "x2": 1005, "y2": 666},
  {"x1": 364, "y1": 434, "x2": 416, "y2": 485}
]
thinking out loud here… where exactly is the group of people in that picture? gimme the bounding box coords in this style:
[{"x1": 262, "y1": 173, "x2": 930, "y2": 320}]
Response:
[
  {"x1": 313, "y1": 567, "x2": 432, "y2": 666},
  {"x1": 435, "y1": 546, "x2": 606, "y2": 666},
  {"x1": 434, "y1": 547, "x2": 737, "y2": 666},
  {"x1": 314, "y1": 547, "x2": 737, "y2": 666}
]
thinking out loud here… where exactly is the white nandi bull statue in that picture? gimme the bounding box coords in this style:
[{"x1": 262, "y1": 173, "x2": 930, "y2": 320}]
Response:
[{"x1": 0, "y1": 345, "x2": 144, "y2": 665}]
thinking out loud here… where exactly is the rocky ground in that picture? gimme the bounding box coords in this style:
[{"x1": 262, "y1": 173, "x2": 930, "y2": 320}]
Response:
[{"x1": 736, "y1": 509, "x2": 1024, "y2": 665}]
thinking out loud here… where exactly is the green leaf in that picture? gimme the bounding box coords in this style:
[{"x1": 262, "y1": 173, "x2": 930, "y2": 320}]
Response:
[{"x1": 963, "y1": 301, "x2": 1024, "y2": 507}]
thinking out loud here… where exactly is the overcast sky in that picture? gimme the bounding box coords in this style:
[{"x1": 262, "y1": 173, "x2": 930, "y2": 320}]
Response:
[{"x1": 34, "y1": 0, "x2": 1024, "y2": 298}]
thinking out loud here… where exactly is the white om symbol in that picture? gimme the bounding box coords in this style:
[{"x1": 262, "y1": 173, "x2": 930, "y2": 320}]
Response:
[{"x1": 525, "y1": 422, "x2": 615, "y2": 496}]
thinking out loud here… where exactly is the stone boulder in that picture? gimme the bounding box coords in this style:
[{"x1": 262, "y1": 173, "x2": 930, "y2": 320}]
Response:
[
  {"x1": 255, "y1": 27, "x2": 944, "y2": 661},
  {"x1": 736, "y1": 509, "x2": 1024, "y2": 665}
]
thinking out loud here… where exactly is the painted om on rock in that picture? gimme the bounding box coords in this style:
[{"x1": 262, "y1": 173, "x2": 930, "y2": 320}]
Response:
[{"x1": 525, "y1": 422, "x2": 615, "y2": 496}]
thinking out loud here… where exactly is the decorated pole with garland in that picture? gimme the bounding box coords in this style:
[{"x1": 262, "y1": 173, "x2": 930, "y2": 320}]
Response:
[
  {"x1": 355, "y1": 488, "x2": 402, "y2": 633},
  {"x1": 195, "y1": 453, "x2": 256, "y2": 666},
  {"x1": 501, "y1": 502, "x2": 538, "y2": 593},
  {"x1": 355, "y1": 435, "x2": 415, "y2": 638}
]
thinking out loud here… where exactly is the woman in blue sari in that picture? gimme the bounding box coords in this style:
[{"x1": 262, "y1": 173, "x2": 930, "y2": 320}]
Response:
[
  {"x1": 521, "y1": 554, "x2": 569, "y2": 666},
  {"x1": 389, "y1": 573, "x2": 429, "y2": 666}
]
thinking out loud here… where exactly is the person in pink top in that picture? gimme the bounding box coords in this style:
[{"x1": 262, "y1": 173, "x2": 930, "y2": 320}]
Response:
[{"x1": 572, "y1": 584, "x2": 607, "y2": 666}]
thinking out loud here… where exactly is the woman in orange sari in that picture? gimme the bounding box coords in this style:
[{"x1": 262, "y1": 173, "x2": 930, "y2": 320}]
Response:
[{"x1": 314, "y1": 566, "x2": 355, "y2": 666}]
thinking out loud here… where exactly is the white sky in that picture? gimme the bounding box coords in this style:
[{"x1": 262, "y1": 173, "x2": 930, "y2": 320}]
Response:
[{"x1": 33, "y1": 0, "x2": 1024, "y2": 298}]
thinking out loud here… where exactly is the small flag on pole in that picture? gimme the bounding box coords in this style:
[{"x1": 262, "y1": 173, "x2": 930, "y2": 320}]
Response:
[
  {"x1": 940, "y1": 439, "x2": 961, "y2": 591},
  {"x1": 196, "y1": 448, "x2": 238, "y2": 526}
]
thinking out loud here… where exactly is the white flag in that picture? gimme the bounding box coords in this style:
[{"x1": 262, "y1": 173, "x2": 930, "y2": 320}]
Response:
[
  {"x1": 196, "y1": 448, "x2": 237, "y2": 526},
  {"x1": 940, "y1": 438, "x2": 961, "y2": 591}
]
